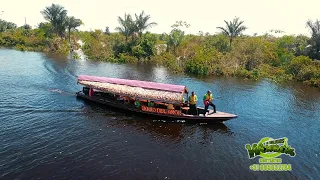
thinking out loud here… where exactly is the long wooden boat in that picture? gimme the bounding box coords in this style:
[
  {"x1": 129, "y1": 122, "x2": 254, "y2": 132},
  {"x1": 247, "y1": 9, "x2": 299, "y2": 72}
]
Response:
[{"x1": 76, "y1": 75, "x2": 237, "y2": 123}]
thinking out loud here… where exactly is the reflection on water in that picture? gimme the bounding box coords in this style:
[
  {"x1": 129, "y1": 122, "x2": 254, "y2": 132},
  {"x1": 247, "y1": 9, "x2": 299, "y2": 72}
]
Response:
[
  {"x1": 0, "y1": 49, "x2": 320, "y2": 179},
  {"x1": 104, "y1": 114, "x2": 232, "y2": 143},
  {"x1": 80, "y1": 99, "x2": 233, "y2": 141}
]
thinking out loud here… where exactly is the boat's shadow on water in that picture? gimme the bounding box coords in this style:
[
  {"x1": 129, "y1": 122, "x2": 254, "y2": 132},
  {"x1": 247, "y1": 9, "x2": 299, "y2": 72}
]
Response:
[{"x1": 78, "y1": 98, "x2": 233, "y2": 142}]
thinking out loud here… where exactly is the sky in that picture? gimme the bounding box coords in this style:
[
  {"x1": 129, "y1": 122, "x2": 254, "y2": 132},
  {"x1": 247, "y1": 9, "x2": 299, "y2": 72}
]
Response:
[{"x1": 0, "y1": 0, "x2": 319, "y2": 36}]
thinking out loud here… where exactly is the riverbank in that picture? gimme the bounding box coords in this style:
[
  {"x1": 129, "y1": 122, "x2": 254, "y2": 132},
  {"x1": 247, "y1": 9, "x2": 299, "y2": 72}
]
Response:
[
  {"x1": 1, "y1": 29, "x2": 319, "y2": 88},
  {"x1": 0, "y1": 27, "x2": 72, "y2": 55},
  {"x1": 73, "y1": 30, "x2": 320, "y2": 88}
]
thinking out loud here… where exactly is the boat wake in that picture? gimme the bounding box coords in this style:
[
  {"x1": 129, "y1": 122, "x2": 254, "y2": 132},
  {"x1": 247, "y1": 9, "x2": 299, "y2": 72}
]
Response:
[
  {"x1": 48, "y1": 89, "x2": 76, "y2": 96},
  {"x1": 20, "y1": 108, "x2": 84, "y2": 113},
  {"x1": 48, "y1": 89, "x2": 64, "y2": 93},
  {"x1": 152, "y1": 119, "x2": 186, "y2": 123}
]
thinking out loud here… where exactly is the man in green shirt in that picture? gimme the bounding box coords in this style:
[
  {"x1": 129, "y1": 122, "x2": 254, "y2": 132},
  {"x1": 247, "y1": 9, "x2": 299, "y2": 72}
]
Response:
[
  {"x1": 203, "y1": 90, "x2": 216, "y2": 115},
  {"x1": 148, "y1": 101, "x2": 155, "y2": 107}
]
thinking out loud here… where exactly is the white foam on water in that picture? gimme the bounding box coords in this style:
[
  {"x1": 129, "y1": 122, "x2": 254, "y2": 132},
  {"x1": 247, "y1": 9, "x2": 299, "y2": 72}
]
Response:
[
  {"x1": 73, "y1": 39, "x2": 87, "y2": 60},
  {"x1": 74, "y1": 48, "x2": 87, "y2": 61},
  {"x1": 48, "y1": 89, "x2": 64, "y2": 93}
]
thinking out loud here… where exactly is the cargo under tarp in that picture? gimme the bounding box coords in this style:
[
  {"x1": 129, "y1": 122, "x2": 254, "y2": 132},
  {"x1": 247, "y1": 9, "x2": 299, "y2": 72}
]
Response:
[{"x1": 77, "y1": 75, "x2": 188, "y2": 103}]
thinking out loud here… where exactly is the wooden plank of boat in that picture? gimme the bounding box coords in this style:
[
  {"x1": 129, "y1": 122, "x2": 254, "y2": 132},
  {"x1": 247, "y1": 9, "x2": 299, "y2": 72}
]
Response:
[
  {"x1": 181, "y1": 110, "x2": 237, "y2": 120},
  {"x1": 194, "y1": 110, "x2": 236, "y2": 118}
]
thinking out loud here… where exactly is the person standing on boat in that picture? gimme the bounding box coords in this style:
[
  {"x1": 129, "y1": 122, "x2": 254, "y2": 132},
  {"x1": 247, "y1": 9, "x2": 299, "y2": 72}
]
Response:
[
  {"x1": 167, "y1": 103, "x2": 174, "y2": 110},
  {"x1": 203, "y1": 90, "x2": 216, "y2": 115},
  {"x1": 188, "y1": 91, "x2": 198, "y2": 115},
  {"x1": 135, "y1": 100, "x2": 141, "y2": 109},
  {"x1": 148, "y1": 101, "x2": 154, "y2": 107}
]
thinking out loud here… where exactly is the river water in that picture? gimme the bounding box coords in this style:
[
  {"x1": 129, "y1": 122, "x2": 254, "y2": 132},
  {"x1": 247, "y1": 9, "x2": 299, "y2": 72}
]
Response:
[{"x1": 0, "y1": 49, "x2": 319, "y2": 179}]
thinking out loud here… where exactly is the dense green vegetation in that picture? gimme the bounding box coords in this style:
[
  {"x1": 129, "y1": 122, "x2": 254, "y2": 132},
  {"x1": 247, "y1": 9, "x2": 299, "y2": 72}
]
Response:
[
  {"x1": 0, "y1": 4, "x2": 319, "y2": 88},
  {"x1": 0, "y1": 4, "x2": 82, "y2": 55}
]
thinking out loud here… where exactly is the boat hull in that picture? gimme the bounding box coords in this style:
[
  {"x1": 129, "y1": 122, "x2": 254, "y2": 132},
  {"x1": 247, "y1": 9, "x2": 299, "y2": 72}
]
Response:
[{"x1": 76, "y1": 92, "x2": 237, "y2": 123}]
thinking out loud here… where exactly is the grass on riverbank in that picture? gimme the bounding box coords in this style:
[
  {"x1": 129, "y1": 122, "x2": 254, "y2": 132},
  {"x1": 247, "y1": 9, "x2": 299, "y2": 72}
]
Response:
[
  {"x1": 0, "y1": 28, "x2": 70, "y2": 56},
  {"x1": 1, "y1": 3, "x2": 319, "y2": 88},
  {"x1": 1, "y1": 28, "x2": 319, "y2": 88},
  {"x1": 73, "y1": 30, "x2": 320, "y2": 87}
]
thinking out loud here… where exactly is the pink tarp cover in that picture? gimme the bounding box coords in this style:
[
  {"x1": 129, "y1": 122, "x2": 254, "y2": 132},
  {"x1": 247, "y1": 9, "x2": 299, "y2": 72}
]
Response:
[{"x1": 78, "y1": 75, "x2": 186, "y2": 93}]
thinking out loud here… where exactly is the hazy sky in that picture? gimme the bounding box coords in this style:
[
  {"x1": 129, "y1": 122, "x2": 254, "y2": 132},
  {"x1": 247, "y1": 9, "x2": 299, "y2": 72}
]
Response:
[{"x1": 0, "y1": 0, "x2": 319, "y2": 36}]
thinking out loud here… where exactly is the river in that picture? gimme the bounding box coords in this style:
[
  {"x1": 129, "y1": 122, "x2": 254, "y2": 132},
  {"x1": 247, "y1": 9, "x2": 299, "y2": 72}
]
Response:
[{"x1": 0, "y1": 49, "x2": 319, "y2": 179}]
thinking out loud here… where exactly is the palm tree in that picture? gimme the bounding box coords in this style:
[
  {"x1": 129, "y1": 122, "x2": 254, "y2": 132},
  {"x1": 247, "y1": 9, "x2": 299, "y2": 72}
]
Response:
[
  {"x1": 41, "y1": 3, "x2": 67, "y2": 37},
  {"x1": 134, "y1": 11, "x2": 157, "y2": 38},
  {"x1": 115, "y1": 13, "x2": 136, "y2": 42},
  {"x1": 217, "y1": 17, "x2": 247, "y2": 48},
  {"x1": 306, "y1": 19, "x2": 320, "y2": 59},
  {"x1": 66, "y1": 16, "x2": 83, "y2": 42}
]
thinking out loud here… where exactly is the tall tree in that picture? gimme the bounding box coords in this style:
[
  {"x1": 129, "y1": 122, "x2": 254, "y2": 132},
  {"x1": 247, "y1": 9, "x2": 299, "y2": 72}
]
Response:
[
  {"x1": 216, "y1": 17, "x2": 247, "y2": 48},
  {"x1": 115, "y1": 13, "x2": 136, "y2": 42},
  {"x1": 38, "y1": 22, "x2": 54, "y2": 38},
  {"x1": 0, "y1": 19, "x2": 17, "y2": 32},
  {"x1": 66, "y1": 16, "x2": 82, "y2": 42},
  {"x1": 134, "y1": 11, "x2": 157, "y2": 37},
  {"x1": 167, "y1": 21, "x2": 189, "y2": 55},
  {"x1": 6, "y1": 22, "x2": 17, "y2": 30},
  {"x1": 306, "y1": 19, "x2": 320, "y2": 59},
  {"x1": 105, "y1": 26, "x2": 110, "y2": 35},
  {"x1": 21, "y1": 24, "x2": 32, "y2": 30},
  {"x1": 41, "y1": 3, "x2": 67, "y2": 37},
  {"x1": 168, "y1": 29, "x2": 184, "y2": 55}
]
